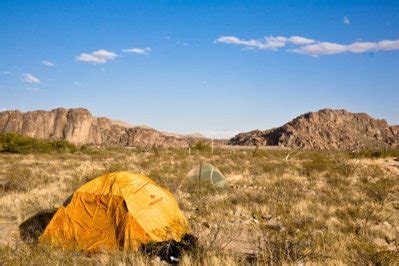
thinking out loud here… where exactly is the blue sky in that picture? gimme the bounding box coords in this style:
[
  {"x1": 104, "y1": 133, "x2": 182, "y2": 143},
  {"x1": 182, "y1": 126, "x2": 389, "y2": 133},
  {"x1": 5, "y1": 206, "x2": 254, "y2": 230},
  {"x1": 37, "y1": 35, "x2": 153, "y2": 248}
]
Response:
[{"x1": 1, "y1": 1, "x2": 398, "y2": 138}]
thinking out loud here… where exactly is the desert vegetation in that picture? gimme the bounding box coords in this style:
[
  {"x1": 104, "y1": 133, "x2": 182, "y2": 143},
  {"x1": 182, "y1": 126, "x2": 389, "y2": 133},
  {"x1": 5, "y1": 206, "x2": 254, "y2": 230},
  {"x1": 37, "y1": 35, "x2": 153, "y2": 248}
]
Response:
[
  {"x1": 0, "y1": 140, "x2": 398, "y2": 265},
  {"x1": 0, "y1": 133, "x2": 78, "y2": 154}
]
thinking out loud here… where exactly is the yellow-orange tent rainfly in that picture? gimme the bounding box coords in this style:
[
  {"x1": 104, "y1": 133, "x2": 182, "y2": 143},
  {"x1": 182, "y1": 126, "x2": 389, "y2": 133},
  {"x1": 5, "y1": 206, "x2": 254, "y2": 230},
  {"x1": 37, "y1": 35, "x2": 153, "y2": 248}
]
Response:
[{"x1": 39, "y1": 171, "x2": 189, "y2": 252}]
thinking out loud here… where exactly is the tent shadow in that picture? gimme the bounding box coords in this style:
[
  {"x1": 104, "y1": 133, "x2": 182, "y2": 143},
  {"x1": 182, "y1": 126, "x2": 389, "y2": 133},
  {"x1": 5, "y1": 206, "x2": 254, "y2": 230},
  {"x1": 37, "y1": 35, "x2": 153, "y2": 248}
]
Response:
[
  {"x1": 19, "y1": 195, "x2": 72, "y2": 244},
  {"x1": 19, "y1": 209, "x2": 57, "y2": 244}
]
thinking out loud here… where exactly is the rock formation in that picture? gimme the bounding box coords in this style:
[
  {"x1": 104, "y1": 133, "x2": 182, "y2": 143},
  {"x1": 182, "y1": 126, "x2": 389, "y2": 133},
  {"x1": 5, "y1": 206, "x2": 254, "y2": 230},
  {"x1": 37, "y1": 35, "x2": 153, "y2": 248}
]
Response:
[
  {"x1": 0, "y1": 108, "x2": 190, "y2": 148},
  {"x1": 229, "y1": 109, "x2": 399, "y2": 150}
]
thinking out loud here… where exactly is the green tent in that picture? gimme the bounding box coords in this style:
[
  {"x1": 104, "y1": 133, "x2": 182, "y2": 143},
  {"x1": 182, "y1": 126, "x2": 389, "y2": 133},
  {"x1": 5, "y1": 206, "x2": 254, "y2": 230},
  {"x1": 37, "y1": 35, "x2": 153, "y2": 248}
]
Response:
[{"x1": 186, "y1": 163, "x2": 225, "y2": 187}]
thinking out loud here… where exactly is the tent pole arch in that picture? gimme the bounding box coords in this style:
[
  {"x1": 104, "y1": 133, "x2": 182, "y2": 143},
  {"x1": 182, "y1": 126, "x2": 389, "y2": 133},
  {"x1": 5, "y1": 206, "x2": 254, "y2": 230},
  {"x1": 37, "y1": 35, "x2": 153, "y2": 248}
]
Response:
[{"x1": 209, "y1": 166, "x2": 215, "y2": 185}]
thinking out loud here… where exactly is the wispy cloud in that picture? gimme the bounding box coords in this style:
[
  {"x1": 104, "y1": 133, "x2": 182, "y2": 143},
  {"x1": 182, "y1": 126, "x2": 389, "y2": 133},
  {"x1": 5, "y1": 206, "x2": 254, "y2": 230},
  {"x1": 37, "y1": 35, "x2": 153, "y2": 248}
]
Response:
[
  {"x1": 289, "y1": 36, "x2": 315, "y2": 45},
  {"x1": 22, "y1": 73, "x2": 40, "y2": 84},
  {"x1": 214, "y1": 35, "x2": 314, "y2": 51},
  {"x1": 76, "y1": 49, "x2": 118, "y2": 64},
  {"x1": 42, "y1": 60, "x2": 55, "y2": 66},
  {"x1": 293, "y1": 39, "x2": 399, "y2": 56},
  {"x1": 343, "y1": 16, "x2": 350, "y2": 25},
  {"x1": 122, "y1": 47, "x2": 151, "y2": 55},
  {"x1": 73, "y1": 81, "x2": 81, "y2": 86},
  {"x1": 215, "y1": 35, "x2": 399, "y2": 56},
  {"x1": 1, "y1": 71, "x2": 11, "y2": 75}
]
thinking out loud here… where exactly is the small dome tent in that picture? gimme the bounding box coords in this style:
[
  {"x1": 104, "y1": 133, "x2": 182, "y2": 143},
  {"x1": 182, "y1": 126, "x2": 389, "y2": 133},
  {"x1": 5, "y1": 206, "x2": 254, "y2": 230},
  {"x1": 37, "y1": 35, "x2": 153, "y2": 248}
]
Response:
[
  {"x1": 186, "y1": 163, "x2": 226, "y2": 187},
  {"x1": 39, "y1": 171, "x2": 189, "y2": 253}
]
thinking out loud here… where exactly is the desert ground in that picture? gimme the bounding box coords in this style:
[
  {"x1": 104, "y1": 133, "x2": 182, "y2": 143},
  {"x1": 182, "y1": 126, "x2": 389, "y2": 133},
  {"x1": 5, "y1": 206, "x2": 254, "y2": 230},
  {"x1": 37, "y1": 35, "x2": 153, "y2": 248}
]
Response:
[{"x1": 0, "y1": 143, "x2": 398, "y2": 265}]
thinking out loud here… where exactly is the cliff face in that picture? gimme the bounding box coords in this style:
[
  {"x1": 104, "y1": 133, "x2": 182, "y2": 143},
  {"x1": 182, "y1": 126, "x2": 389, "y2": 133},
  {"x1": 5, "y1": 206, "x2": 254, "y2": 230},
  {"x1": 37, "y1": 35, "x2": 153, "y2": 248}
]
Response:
[
  {"x1": 229, "y1": 109, "x2": 399, "y2": 150},
  {"x1": 2, "y1": 108, "x2": 397, "y2": 150},
  {"x1": 0, "y1": 108, "x2": 189, "y2": 148}
]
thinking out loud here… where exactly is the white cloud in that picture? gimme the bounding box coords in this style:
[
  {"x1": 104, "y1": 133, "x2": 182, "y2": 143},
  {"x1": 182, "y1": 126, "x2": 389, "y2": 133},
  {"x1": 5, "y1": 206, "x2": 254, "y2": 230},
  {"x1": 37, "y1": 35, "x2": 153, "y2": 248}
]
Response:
[
  {"x1": 22, "y1": 73, "x2": 40, "y2": 84},
  {"x1": 215, "y1": 36, "x2": 283, "y2": 50},
  {"x1": 288, "y1": 36, "x2": 315, "y2": 45},
  {"x1": 293, "y1": 42, "x2": 346, "y2": 56},
  {"x1": 76, "y1": 49, "x2": 118, "y2": 64},
  {"x1": 214, "y1": 35, "x2": 314, "y2": 50},
  {"x1": 216, "y1": 34, "x2": 399, "y2": 56},
  {"x1": 73, "y1": 81, "x2": 81, "y2": 86},
  {"x1": 1, "y1": 71, "x2": 11, "y2": 75},
  {"x1": 122, "y1": 47, "x2": 151, "y2": 55},
  {"x1": 293, "y1": 39, "x2": 399, "y2": 56},
  {"x1": 42, "y1": 60, "x2": 55, "y2": 66},
  {"x1": 343, "y1": 16, "x2": 350, "y2": 25}
]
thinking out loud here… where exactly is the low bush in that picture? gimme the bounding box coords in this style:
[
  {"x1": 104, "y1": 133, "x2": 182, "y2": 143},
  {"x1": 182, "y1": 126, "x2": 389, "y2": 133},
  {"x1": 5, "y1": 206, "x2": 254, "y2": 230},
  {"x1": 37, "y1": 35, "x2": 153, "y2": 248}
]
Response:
[
  {"x1": 361, "y1": 178, "x2": 397, "y2": 205},
  {"x1": 190, "y1": 141, "x2": 212, "y2": 153},
  {"x1": 0, "y1": 168, "x2": 33, "y2": 193},
  {"x1": 346, "y1": 239, "x2": 399, "y2": 265},
  {"x1": 0, "y1": 133, "x2": 77, "y2": 154},
  {"x1": 349, "y1": 148, "x2": 399, "y2": 159},
  {"x1": 301, "y1": 152, "x2": 333, "y2": 176}
]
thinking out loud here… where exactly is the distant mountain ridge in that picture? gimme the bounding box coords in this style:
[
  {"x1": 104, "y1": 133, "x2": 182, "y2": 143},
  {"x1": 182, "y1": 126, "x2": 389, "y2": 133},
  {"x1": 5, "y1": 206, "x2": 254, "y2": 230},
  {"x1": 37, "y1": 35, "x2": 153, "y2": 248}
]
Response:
[
  {"x1": 0, "y1": 108, "x2": 192, "y2": 148},
  {"x1": 1, "y1": 108, "x2": 397, "y2": 150},
  {"x1": 229, "y1": 109, "x2": 399, "y2": 150}
]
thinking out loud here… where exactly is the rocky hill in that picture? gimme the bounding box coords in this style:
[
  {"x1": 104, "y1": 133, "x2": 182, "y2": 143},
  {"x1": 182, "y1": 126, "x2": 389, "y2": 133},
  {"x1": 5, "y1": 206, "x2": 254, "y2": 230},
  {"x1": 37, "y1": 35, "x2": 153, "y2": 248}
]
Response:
[
  {"x1": 229, "y1": 109, "x2": 399, "y2": 150},
  {"x1": 0, "y1": 108, "x2": 190, "y2": 148}
]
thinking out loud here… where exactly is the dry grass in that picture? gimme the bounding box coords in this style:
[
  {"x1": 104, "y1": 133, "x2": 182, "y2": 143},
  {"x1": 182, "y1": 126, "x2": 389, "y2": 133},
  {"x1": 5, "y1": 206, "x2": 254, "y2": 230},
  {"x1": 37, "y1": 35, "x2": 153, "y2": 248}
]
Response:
[{"x1": 0, "y1": 147, "x2": 398, "y2": 265}]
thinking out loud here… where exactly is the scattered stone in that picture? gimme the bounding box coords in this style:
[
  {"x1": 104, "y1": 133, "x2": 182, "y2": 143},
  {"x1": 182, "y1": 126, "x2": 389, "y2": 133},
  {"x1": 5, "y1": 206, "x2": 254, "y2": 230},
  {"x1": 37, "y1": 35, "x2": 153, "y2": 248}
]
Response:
[
  {"x1": 0, "y1": 176, "x2": 8, "y2": 190},
  {"x1": 261, "y1": 214, "x2": 272, "y2": 220},
  {"x1": 371, "y1": 222, "x2": 396, "y2": 244},
  {"x1": 373, "y1": 237, "x2": 389, "y2": 247},
  {"x1": 202, "y1": 222, "x2": 210, "y2": 228},
  {"x1": 265, "y1": 218, "x2": 284, "y2": 231},
  {"x1": 392, "y1": 201, "x2": 399, "y2": 210},
  {"x1": 383, "y1": 221, "x2": 392, "y2": 228}
]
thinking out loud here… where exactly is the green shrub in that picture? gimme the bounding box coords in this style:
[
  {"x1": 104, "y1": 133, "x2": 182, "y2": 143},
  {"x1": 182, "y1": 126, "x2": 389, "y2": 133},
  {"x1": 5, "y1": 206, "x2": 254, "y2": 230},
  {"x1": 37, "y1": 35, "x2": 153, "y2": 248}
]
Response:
[
  {"x1": 346, "y1": 239, "x2": 398, "y2": 265},
  {"x1": 190, "y1": 141, "x2": 211, "y2": 152},
  {"x1": 0, "y1": 133, "x2": 77, "y2": 154},
  {"x1": 302, "y1": 152, "x2": 333, "y2": 176},
  {"x1": 361, "y1": 178, "x2": 397, "y2": 205},
  {"x1": 0, "y1": 167, "x2": 53, "y2": 194},
  {"x1": 0, "y1": 168, "x2": 33, "y2": 192},
  {"x1": 349, "y1": 148, "x2": 399, "y2": 159}
]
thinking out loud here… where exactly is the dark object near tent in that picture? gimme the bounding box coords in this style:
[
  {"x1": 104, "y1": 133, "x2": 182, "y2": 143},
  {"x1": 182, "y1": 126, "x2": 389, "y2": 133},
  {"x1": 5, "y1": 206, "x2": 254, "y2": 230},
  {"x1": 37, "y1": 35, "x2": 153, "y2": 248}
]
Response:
[
  {"x1": 141, "y1": 234, "x2": 197, "y2": 264},
  {"x1": 187, "y1": 163, "x2": 226, "y2": 187}
]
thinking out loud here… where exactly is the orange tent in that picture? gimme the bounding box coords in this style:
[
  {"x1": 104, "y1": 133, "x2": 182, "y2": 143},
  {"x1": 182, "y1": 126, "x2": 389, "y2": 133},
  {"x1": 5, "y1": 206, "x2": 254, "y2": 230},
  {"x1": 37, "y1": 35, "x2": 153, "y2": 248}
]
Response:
[{"x1": 39, "y1": 171, "x2": 189, "y2": 252}]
